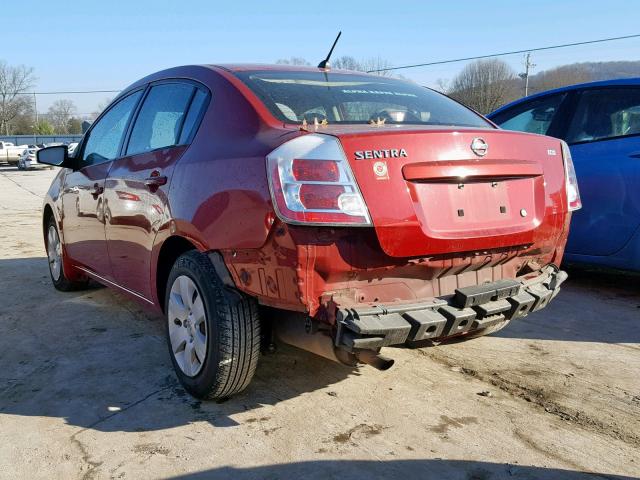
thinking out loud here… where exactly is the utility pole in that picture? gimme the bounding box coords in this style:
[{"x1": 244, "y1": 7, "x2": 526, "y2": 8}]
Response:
[
  {"x1": 33, "y1": 92, "x2": 38, "y2": 141},
  {"x1": 518, "y1": 52, "x2": 536, "y2": 97}
]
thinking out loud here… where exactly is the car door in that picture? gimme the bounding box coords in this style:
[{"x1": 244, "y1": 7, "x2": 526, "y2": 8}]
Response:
[
  {"x1": 61, "y1": 90, "x2": 143, "y2": 278},
  {"x1": 563, "y1": 87, "x2": 640, "y2": 256},
  {"x1": 104, "y1": 82, "x2": 209, "y2": 299}
]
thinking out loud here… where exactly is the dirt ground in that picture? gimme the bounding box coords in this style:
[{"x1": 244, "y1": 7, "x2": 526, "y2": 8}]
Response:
[{"x1": 0, "y1": 166, "x2": 638, "y2": 480}]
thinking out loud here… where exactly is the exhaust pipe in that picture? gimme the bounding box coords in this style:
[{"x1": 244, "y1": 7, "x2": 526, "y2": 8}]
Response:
[
  {"x1": 273, "y1": 313, "x2": 396, "y2": 370},
  {"x1": 355, "y1": 350, "x2": 395, "y2": 371},
  {"x1": 273, "y1": 313, "x2": 357, "y2": 366}
]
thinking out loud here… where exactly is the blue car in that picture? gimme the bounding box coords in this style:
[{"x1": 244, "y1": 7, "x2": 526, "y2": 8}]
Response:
[{"x1": 489, "y1": 79, "x2": 640, "y2": 272}]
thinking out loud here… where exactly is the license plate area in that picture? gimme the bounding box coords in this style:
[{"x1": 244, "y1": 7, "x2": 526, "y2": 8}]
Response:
[{"x1": 408, "y1": 177, "x2": 543, "y2": 239}]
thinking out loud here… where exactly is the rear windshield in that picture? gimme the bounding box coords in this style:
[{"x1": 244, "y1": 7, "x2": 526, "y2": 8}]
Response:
[{"x1": 234, "y1": 70, "x2": 492, "y2": 128}]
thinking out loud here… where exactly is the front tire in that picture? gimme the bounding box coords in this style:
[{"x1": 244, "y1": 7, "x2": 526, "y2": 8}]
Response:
[
  {"x1": 45, "y1": 216, "x2": 89, "y2": 291},
  {"x1": 165, "y1": 251, "x2": 260, "y2": 400}
]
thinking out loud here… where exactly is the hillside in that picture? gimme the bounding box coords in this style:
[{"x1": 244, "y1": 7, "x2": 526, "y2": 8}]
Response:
[{"x1": 528, "y1": 60, "x2": 640, "y2": 93}]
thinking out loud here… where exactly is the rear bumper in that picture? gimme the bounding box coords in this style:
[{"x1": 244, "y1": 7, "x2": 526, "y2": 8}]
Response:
[{"x1": 335, "y1": 265, "x2": 566, "y2": 351}]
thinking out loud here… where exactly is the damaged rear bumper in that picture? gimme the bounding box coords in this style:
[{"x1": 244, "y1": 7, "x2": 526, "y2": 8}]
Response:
[{"x1": 335, "y1": 265, "x2": 567, "y2": 351}]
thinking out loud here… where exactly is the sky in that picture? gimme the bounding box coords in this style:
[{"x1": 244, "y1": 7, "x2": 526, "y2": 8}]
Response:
[{"x1": 3, "y1": 0, "x2": 640, "y2": 116}]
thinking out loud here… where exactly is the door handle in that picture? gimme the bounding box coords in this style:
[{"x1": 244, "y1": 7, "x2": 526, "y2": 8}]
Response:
[
  {"x1": 90, "y1": 183, "x2": 104, "y2": 197},
  {"x1": 629, "y1": 151, "x2": 640, "y2": 159}
]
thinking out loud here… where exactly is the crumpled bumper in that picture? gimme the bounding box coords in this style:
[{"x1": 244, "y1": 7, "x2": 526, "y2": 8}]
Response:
[{"x1": 335, "y1": 265, "x2": 567, "y2": 351}]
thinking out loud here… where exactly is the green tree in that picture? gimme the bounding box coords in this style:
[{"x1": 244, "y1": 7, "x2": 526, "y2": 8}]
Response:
[
  {"x1": 34, "y1": 119, "x2": 54, "y2": 135},
  {"x1": 67, "y1": 117, "x2": 82, "y2": 134}
]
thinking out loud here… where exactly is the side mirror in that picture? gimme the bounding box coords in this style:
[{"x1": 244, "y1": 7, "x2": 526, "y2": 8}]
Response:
[{"x1": 37, "y1": 145, "x2": 71, "y2": 168}]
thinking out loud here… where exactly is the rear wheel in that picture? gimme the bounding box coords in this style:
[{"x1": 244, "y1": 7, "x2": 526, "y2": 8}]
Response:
[
  {"x1": 45, "y1": 217, "x2": 89, "y2": 291},
  {"x1": 165, "y1": 250, "x2": 260, "y2": 400}
]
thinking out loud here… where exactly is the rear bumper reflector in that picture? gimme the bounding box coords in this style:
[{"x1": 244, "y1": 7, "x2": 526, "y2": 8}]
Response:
[{"x1": 335, "y1": 266, "x2": 565, "y2": 351}]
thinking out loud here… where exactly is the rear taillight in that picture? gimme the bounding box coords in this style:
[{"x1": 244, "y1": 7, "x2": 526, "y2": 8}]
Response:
[
  {"x1": 561, "y1": 140, "x2": 581, "y2": 211},
  {"x1": 267, "y1": 133, "x2": 371, "y2": 225}
]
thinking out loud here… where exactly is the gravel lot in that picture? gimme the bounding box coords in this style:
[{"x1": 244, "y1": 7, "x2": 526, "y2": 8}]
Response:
[{"x1": 0, "y1": 165, "x2": 638, "y2": 480}]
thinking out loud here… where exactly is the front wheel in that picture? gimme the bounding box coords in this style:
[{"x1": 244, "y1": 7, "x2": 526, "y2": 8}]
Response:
[
  {"x1": 45, "y1": 217, "x2": 89, "y2": 291},
  {"x1": 165, "y1": 251, "x2": 260, "y2": 400}
]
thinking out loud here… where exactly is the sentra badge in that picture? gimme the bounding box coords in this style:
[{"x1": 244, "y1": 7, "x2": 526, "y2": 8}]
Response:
[{"x1": 354, "y1": 148, "x2": 408, "y2": 160}]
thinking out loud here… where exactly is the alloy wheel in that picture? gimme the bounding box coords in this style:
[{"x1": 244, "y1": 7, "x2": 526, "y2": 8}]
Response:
[
  {"x1": 46, "y1": 225, "x2": 62, "y2": 281},
  {"x1": 168, "y1": 275, "x2": 208, "y2": 377}
]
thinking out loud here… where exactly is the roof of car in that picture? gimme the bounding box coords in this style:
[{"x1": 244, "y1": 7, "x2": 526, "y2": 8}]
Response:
[
  {"x1": 120, "y1": 63, "x2": 392, "y2": 97},
  {"x1": 489, "y1": 77, "x2": 640, "y2": 117}
]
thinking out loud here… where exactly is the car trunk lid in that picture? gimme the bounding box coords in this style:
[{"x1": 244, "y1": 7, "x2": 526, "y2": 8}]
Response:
[{"x1": 323, "y1": 126, "x2": 566, "y2": 257}]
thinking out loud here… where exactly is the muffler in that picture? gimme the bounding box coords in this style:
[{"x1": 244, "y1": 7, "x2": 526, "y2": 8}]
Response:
[
  {"x1": 273, "y1": 313, "x2": 396, "y2": 370},
  {"x1": 273, "y1": 313, "x2": 357, "y2": 366}
]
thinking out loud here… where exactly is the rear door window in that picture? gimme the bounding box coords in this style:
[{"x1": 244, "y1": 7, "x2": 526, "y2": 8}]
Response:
[
  {"x1": 494, "y1": 93, "x2": 566, "y2": 135},
  {"x1": 566, "y1": 88, "x2": 640, "y2": 144},
  {"x1": 126, "y1": 83, "x2": 195, "y2": 156}
]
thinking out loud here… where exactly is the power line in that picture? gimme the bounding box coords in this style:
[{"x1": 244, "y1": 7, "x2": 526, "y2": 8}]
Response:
[{"x1": 367, "y1": 33, "x2": 640, "y2": 73}]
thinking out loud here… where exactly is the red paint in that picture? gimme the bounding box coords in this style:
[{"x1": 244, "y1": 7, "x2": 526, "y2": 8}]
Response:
[{"x1": 43, "y1": 65, "x2": 572, "y2": 321}]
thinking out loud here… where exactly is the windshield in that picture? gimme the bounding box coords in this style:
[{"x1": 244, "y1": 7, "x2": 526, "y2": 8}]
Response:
[{"x1": 234, "y1": 70, "x2": 492, "y2": 128}]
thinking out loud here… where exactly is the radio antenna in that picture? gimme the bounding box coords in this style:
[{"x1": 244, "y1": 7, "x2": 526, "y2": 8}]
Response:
[{"x1": 317, "y1": 31, "x2": 342, "y2": 69}]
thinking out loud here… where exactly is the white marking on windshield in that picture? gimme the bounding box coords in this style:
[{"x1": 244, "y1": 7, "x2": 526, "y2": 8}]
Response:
[{"x1": 341, "y1": 89, "x2": 418, "y2": 98}]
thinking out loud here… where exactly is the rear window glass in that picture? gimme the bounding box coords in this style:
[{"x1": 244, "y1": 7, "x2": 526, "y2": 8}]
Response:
[{"x1": 234, "y1": 70, "x2": 491, "y2": 128}]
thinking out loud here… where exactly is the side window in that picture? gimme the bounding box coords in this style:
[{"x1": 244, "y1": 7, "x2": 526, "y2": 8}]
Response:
[
  {"x1": 82, "y1": 91, "x2": 142, "y2": 165},
  {"x1": 496, "y1": 94, "x2": 566, "y2": 135},
  {"x1": 126, "y1": 83, "x2": 194, "y2": 156},
  {"x1": 178, "y1": 88, "x2": 209, "y2": 144},
  {"x1": 566, "y1": 88, "x2": 640, "y2": 144}
]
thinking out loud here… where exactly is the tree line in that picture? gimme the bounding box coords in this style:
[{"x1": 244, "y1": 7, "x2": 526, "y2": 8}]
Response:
[
  {"x1": 444, "y1": 58, "x2": 594, "y2": 114},
  {"x1": 278, "y1": 55, "x2": 620, "y2": 114},
  {"x1": 0, "y1": 60, "x2": 105, "y2": 136}
]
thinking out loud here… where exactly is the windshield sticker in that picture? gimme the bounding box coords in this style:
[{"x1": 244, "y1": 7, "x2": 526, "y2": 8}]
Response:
[
  {"x1": 256, "y1": 78, "x2": 370, "y2": 87},
  {"x1": 341, "y1": 89, "x2": 417, "y2": 98}
]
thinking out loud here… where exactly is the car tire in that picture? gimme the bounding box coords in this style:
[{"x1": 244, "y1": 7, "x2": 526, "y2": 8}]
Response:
[
  {"x1": 45, "y1": 216, "x2": 89, "y2": 291},
  {"x1": 165, "y1": 250, "x2": 260, "y2": 400}
]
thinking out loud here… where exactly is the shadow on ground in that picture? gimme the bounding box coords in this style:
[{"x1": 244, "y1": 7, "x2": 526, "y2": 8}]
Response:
[
  {"x1": 0, "y1": 257, "x2": 356, "y2": 433},
  {"x1": 0, "y1": 257, "x2": 637, "y2": 435},
  {"x1": 493, "y1": 265, "x2": 640, "y2": 344},
  {"x1": 169, "y1": 459, "x2": 638, "y2": 480}
]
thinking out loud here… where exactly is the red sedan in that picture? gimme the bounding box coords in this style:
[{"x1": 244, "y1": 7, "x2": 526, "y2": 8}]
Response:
[{"x1": 38, "y1": 64, "x2": 580, "y2": 399}]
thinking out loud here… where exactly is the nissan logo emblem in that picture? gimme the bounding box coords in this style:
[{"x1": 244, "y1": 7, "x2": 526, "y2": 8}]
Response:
[{"x1": 470, "y1": 138, "x2": 488, "y2": 157}]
